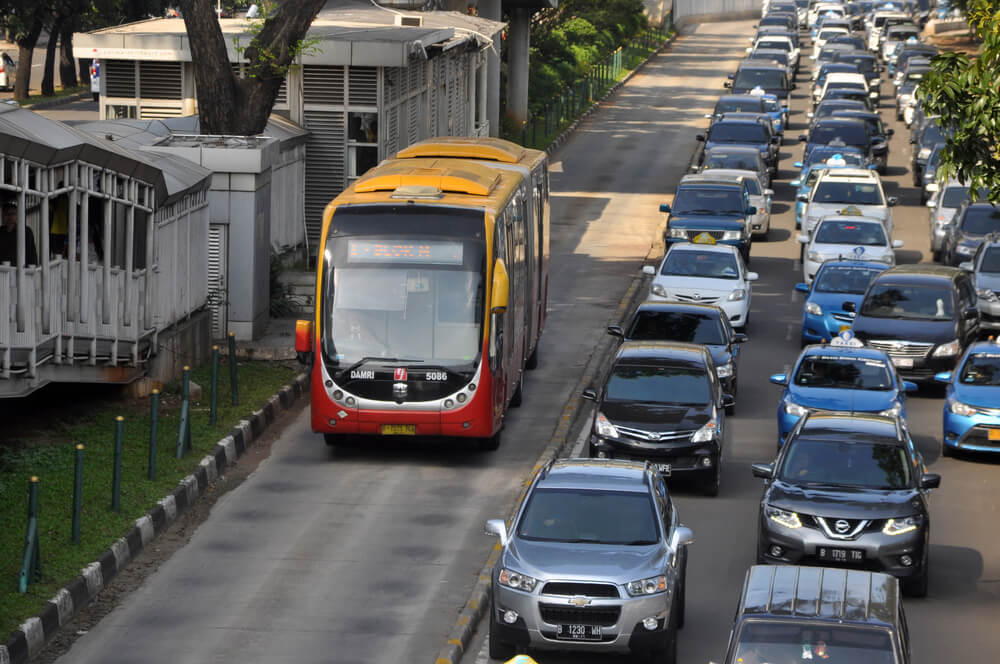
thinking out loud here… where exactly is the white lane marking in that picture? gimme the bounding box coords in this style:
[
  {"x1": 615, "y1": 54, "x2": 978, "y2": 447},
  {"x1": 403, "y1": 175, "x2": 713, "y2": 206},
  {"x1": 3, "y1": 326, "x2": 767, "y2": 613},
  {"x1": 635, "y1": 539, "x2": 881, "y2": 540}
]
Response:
[
  {"x1": 475, "y1": 637, "x2": 490, "y2": 663},
  {"x1": 568, "y1": 415, "x2": 591, "y2": 457}
]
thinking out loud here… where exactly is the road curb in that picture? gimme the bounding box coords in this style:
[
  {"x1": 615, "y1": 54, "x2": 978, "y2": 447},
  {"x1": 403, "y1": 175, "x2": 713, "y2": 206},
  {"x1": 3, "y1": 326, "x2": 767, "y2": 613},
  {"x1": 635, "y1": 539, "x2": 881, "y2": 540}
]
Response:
[
  {"x1": 0, "y1": 372, "x2": 311, "y2": 664},
  {"x1": 18, "y1": 90, "x2": 91, "y2": 111}
]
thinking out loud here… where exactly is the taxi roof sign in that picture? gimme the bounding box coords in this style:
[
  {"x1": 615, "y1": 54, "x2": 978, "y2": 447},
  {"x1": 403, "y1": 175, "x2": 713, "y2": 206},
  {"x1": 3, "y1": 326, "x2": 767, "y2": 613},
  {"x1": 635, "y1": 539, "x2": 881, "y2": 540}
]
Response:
[
  {"x1": 750, "y1": 85, "x2": 766, "y2": 96},
  {"x1": 838, "y1": 205, "x2": 863, "y2": 216},
  {"x1": 505, "y1": 657, "x2": 541, "y2": 664},
  {"x1": 825, "y1": 155, "x2": 848, "y2": 167},
  {"x1": 830, "y1": 330, "x2": 863, "y2": 347}
]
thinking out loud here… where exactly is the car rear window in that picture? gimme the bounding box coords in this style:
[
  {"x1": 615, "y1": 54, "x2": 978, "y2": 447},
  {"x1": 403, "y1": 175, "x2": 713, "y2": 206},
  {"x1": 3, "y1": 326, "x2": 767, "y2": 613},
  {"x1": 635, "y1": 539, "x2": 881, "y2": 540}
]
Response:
[
  {"x1": 814, "y1": 265, "x2": 885, "y2": 293},
  {"x1": 627, "y1": 311, "x2": 726, "y2": 345},
  {"x1": 815, "y1": 220, "x2": 887, "y2": 245},
  {"x1": 662, "y1": 249, "x2": 741, "y2": 280},
  {"x1": 734, "y1": 69, "x2": 788, "y2": 90},
  {"x1": 813, "y1": 181, "x2": 884, "y2": 205},
  {"x1": 810, "y1": 123, "x2": 869, "y2": 147},
  {"x1": 960, "y1": 206, "x2": 1000, "y2": 235},
  {"x1": 709, "y1": 122, "x2": 769, "y2": 143}
]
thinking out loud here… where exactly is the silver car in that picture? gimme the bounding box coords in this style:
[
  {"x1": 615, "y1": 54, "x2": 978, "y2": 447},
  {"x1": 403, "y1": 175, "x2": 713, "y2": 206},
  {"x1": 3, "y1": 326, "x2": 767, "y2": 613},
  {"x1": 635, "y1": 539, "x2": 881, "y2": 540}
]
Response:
[
  {"x1": 698, "y1": 168, "x2": 773, "y2": 237},
  {"x1": 485, "y1": 459, "x2": 694, "y2": 661},
  {"x1": 960, "y1": 237, "x2": 1000, "y2": 330},
  {"x1": 927, "y1": 178, "x2": 970, "y2": 261}
]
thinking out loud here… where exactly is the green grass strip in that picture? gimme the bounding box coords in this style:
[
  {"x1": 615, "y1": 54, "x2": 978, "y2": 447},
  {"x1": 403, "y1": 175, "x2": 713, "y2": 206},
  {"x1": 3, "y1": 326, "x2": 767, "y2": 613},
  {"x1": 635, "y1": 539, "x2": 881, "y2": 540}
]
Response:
[{"x1": 0, "y1": 359, "x2": 298, "y2": 638}]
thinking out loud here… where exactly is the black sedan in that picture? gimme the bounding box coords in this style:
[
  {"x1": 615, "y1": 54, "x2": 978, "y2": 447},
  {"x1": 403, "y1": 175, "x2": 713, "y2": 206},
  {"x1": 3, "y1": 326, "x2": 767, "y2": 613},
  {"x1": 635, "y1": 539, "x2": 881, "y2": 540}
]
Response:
[{"x1": 830, "y1": 109, "x2": 895, "y2": 173}]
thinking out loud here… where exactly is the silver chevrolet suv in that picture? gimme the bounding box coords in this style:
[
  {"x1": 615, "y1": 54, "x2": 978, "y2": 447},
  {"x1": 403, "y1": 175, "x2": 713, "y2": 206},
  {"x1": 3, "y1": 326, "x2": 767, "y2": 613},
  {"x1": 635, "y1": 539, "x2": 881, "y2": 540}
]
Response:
[{"x1": 484, "y1": 459, "x2": 695, "y2": 662}]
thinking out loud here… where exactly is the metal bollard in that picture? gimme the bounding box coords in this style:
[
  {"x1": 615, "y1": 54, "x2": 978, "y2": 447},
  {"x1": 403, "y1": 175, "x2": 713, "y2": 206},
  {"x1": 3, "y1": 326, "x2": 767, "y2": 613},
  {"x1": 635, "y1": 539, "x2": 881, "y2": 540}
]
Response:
[
  {"x1": 19, "y1": 476, "x2": 41, "y2": 592},
  {"x1": 72, "y1": 444, "x2": 84, "y2": 543},
  {"x1": 111, "y1": 416, "x2": 123, "y2": 512},
  {"x1": 148, "y1": 389, "x2": 159, "y2": 480},
  {"x1": 176, "y1": 366, "x2": 191, "y2": 459},
  {"x1": 228, "y1": 332, "x2": 239, "y2": 406},
  {"x1": 210, "y1": 346, "x2": 219, "y2": 426}
]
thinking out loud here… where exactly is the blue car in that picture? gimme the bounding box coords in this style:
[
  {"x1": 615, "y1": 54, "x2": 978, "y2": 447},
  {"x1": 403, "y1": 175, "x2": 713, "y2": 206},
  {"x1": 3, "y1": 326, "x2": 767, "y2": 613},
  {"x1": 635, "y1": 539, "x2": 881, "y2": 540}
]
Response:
[
  {"x1": 794, "y1": 260, "x2": 889, "y2": 345},
  {"x1": 936, "y1": 341, "x2": 1000, "y2": 456},
  {"x1": 769, "y1": 333, "x2": 916, "y2": 447},
  {"x1": 757, "y1": 91, "x2": 787, "y2": 136},
  {"x1": 790, "y1": 151, "x2": 867, "y2": 227}
]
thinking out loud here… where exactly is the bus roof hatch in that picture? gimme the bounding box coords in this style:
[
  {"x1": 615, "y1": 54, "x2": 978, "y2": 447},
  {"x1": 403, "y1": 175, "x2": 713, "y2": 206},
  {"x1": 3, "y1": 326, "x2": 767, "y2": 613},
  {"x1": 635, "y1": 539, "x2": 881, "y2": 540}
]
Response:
[
  {"x1": 354, "y1": 161, "x2": 500, "y2": 196},
  {"x1": 396, "y1": 137, "x2": 526, "y2": 163}
]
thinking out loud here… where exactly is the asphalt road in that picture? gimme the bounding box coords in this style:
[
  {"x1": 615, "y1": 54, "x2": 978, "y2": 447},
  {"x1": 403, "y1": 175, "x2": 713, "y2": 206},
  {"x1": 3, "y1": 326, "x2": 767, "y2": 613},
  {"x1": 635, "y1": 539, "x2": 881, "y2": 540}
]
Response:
[{"x1": 42, "y1": 19, "x2": 1000, "y2": 664}]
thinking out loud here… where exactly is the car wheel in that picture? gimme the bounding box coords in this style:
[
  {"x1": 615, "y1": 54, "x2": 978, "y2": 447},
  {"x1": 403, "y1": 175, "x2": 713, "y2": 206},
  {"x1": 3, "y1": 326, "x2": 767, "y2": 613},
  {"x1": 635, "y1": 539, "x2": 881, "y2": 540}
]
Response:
[
  {"x1": 932, "y1": 248, "x2": 942, "y2": 263},
  {"x1": 677, "y1": 561, "x2": 687, "y2": 629},
  {"x1": 510, "y1": 374, "x2": 523, "y2": 408},
  {"x1": 703, "y1": 460, "x2": 721, "y2": 497},
  {"x1": 92, "y1": 92, "x2": 99, "y2": 102},
  {"x1": 902, "y1": 544, "x2": 929, "y2": 598},
  {"x1": 643, "y1": 602, "x2": 678, "y2": 664},
  {"x1": 525, "y1": 344, "x2": 539, "y2": 370},
  {"x1": 726, "y1": 382, "x2": 736, "y2": 416},
  {"x1": 478, "y1": 430, "x2": 502, "y2": 452},
  {"x1": 488, "y1": 603, "x2": 516, "y2": 660}
]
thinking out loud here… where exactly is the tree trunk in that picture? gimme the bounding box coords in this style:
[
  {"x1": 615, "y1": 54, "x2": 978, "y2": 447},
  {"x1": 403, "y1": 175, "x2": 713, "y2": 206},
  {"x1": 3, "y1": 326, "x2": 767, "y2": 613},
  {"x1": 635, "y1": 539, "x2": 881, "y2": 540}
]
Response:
[
  {"x1": 79, "y1": 58, "x2": 91, "y2": 87},
  {"x1": 42, "y1": 15, "x2": 65, "y2": 96},
  {"x1": 13, "y1": 17, "x2": 44, "y2": 101},
  {"x1": 59, "y1": 19, "x2": 78, "y2": 89},
  {"x1": 178, "y1": 0, "x2": 326, "y2": 135}
]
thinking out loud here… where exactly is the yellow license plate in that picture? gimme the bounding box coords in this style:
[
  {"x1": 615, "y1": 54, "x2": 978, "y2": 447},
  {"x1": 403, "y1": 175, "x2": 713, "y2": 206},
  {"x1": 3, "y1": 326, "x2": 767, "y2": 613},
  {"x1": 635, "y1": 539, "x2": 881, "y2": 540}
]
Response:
[
  {"x1": 381, "y1": 424, "x2": 416, "y2": 435},
  {"x1": 839, "y1": 325, "x2": 851, "y2": 333},
  {"x1": 988, "y1": 429, "x2": 1000, "y2": 441},
  {"x1": 692, "y1": 232, "x2": 717, "y2": 244}
]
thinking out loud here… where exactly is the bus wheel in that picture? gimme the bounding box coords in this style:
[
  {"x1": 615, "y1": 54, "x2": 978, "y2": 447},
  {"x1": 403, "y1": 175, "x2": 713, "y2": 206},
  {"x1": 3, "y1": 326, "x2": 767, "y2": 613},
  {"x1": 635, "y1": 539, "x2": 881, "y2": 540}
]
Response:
[
  {"x1": 478, "y1": 431, "x2": 502, "y2": 452},
  {"x1": 510, "y1": 374, "x2": 523, "y2": 407},
  {"x1": 323, "y1": 434, "x2": 340, "y2": 446},
  {"x1": 525, "y1": 345, "x2": 539, "y2": 370}
]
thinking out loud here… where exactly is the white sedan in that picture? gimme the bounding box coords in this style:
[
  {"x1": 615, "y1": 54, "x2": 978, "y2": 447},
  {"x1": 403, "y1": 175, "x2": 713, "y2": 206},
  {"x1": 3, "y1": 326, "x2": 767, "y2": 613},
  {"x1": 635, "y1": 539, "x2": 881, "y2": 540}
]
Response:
[
  {"x1": 798, "y1": 215, "x2": 902, "y2": 283},
  {"x1": 643, "y1": 243, "x2": 759, "y2": 330}
]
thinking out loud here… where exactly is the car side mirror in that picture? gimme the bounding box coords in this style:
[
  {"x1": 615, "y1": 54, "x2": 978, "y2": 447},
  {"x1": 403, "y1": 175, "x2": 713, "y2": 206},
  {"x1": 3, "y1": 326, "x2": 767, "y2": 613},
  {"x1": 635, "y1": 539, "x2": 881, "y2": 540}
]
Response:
[
  {"x1": 582, "y1": 387, "x2": 598, "y2": 401},
  {"x1": 294, "y1": 319, "x2": 313, "y2": 366},
  {"x1": 797, "y1": 194, "x2": 809, "y2": 202},
  {"x1": 842, "y1": 301, "x2": 856, "y2": 313},
  {"x1": 764, "y1": 188, "x2": 774, "y2": 196},
  {"x1": 887, "y1": 128, "x2": 895, "y2": 136},
  {"x1": 724, "y1": 81, "x2": 732, "y2": 88},
  {"x1": 769, "y1": 373, "x2": 788, "y2": 385},
  {"x1": 934, "y1": 371, "x2": 953, "y2": 383},
  {"x1": 902, "y1": 380, "x2": 918, "y2": 392},
  {"x1": 751, "y1": 462, "x2": 775, "y2": 479},
  {"x1": 722, "y1": 393, "x2": 736, "y2": 409},
  {"x1": 887, "y1": 197, "x2": 899, "y2": 206},
  {"x1": 771, "y1": 136, "x2": 781, "y2": 144},
  {"x1": 696, "y1": 134, "x2": 706, "y2": 142},
  {"x1": 926, "y1": 200, "x2": 937, "y2": 208},
  {"x1": 607, "y1": 325, "x2": 624, "y2": 337},
  {"x1": 704, "y1": 113, "x2": 714, "y2": 119},
  {"x1": 892, "y1": 239, "x2": 904, "y2": 248},
  {"x1": 793, "y1": 161, "x2": 803, "y2": 168},
  {"x1": 672, "y1": 525, "x2": 696, "y2": 548},
  {"x1": 659, "y1": 203, "x2": 672, "y2": 214},
  {"x1": 925, "y1": 182, "x2": 939, "y2": 193},
  {"x1": 799, "y1": 134, "x2": 808, "y2": 142},
  {"x1": 484, "y1": 518, "x2": 509, "y2": 547},
  {"x1": 642, "y1": 264, "x2": 657, "y2": 275},
  {"x1": 733, "y1": 332, "x2": 749, "y2": 343},
  {"x1": 919, "y1": 473, "x2": 941, "y2": 490},
  {"x1": 959, "y1": 261, "x2": 973, "y2": 271},
  {"x1": 747, "y1": 271, "x2": 759, "y2": 281},
  {"x1": 797, "y1": 234, "x2": 809, "y2": 243},
  {"x1": 806, "y1": 112, "x2": 814, "y2": 119},
  {"x1": 795, "y1": 282, "x2": 810, "y2": 293}
]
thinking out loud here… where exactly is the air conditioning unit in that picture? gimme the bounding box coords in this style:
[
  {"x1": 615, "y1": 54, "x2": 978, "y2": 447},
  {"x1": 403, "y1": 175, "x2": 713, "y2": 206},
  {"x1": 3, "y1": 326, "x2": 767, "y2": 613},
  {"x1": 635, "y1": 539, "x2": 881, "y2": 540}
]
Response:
[{"x1": 394, "y1": 14, "x2": 423, "y2": 27}]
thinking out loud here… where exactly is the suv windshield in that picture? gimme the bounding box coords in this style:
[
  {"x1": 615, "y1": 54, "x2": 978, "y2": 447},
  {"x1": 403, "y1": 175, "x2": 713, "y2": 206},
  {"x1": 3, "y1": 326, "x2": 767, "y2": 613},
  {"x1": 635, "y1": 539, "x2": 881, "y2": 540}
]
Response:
[
  {"x1": 709, "y1": 122, "x2": 769, "y2": 143},
  {"x1": 815, "y1": 265, "x2": 884, "y2": 293},
  {"x1": 861, "y1": 284, "x2": 955, "y2": 320},
  {"x1": 837, "y1": 55, "x2": 877, "y2": 74},
  {"x1": 960, "y1": 205, "x2": 1000, "y2": 235},
  {"x1": 606, "y1": 363, "x2": 712, "y2": 405},
  {"x1": 813, "y1": 181, "x2": 884, "y2": 205},
  {"x1": 627, "y1": 311, "x2": 726, "y2": 344},
  {"x1": 704, "y1": 151, "x2": 761, "y2": 171},
  {"x1": 815, "y1": 220, "x2": 887, "y2": 246},
  {"x1": 959, "y1": 353, "x2": 1000, "y2": 385},
  {"x1": 793, "y1": 356, "x2": 892, "y2": 390},
  {"x1": 779, "y1": 439, "x2": 910, "y2": 488},
  {"x1": 716, "y1": 99, "x2": 764, "y2": 114},
  {"x1": 672, "y1": 187, "x2": 745, "y2": 214},
  {"x1": 980, "y1": 247, "x2": 1000, "y2": 273},
  {"x1": 809, "y1": 123, "x2": 869, "y2": 148},
  {"x1": 734, "y1": 620, "x2": 898, "y2": 664},
  {"x1": 941, "y1": 186, "x2": 969, "y2": 208},
  {"x1": 517, "y1": 488, "x2": 659, "y2": 544},
  {"x1": 734, "y1": 69, "x2": 788, "y2": 89},
  {"x1": 662, "y1": 250, "x2": 741, "y2": 279}
]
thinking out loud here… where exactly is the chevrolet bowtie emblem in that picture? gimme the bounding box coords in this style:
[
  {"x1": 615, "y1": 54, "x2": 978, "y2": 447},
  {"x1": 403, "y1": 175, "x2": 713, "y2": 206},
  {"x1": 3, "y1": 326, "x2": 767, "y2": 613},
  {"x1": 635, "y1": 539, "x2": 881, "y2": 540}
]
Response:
[{"x1": 569, "y1": 597, "x2": 592, "y2": 607}]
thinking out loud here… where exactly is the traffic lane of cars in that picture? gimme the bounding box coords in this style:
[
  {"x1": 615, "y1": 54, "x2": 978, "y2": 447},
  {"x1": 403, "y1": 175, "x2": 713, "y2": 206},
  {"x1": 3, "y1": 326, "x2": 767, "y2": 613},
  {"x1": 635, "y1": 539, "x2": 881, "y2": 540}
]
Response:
[{"x1": 470, "y1": 32, "x2": 999, "y2": 664}]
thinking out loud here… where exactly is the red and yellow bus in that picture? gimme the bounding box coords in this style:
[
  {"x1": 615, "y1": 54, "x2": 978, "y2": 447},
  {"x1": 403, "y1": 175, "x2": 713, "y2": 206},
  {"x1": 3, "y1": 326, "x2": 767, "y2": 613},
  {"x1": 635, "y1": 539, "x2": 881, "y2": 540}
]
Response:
[{"x1": 296, "y1": 138, "x2": 550, "y2": 450}]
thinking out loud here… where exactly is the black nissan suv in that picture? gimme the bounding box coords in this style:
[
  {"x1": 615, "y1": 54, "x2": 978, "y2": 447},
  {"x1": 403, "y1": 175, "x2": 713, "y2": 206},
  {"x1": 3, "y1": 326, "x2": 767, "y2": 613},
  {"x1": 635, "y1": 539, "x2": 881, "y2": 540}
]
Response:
[{"x1": 752, "y1": 412, "x2": 940, "y2": 596}]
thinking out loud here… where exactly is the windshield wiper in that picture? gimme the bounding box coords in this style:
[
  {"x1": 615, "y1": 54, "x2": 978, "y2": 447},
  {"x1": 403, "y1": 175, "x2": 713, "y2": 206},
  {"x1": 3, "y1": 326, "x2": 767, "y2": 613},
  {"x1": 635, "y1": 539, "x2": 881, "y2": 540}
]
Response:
[{"x1": 622, "y1": 539, "x2": 658, "y2": 545}]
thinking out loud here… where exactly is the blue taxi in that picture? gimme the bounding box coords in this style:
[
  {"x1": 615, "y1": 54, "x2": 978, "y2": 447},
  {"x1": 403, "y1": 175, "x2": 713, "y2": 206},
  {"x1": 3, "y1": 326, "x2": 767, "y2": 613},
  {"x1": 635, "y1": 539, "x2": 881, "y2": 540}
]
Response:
[
  {"x1": 770, "y1": 332, "x2": 916, "y2": 447},
  {"x1": 749, "y1": 86, "x2": 788, "y2": 136},
  {"x1": 791, "y1": 149, "x2": 867, "y2": 227},
  {"x1": 936, "y1": 341, "x2": 1000, "y2": 456},
  {"x1": 795, "y1": 260, "x2": 889, "y2": 346}
]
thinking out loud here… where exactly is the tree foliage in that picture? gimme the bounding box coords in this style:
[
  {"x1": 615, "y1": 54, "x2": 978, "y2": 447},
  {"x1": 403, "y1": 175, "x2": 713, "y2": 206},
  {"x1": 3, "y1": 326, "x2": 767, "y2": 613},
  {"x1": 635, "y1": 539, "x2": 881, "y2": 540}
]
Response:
[{"x1": 918, "y1": 0, "x2": 1000, "y2": 202}]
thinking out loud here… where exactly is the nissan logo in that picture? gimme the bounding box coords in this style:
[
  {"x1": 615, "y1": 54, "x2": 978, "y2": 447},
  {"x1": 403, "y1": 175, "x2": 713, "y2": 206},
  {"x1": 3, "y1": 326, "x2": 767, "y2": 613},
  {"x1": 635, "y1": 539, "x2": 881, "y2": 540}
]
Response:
[{"x1": 834, "y1": 519, "x2": 851, "y2": 534}]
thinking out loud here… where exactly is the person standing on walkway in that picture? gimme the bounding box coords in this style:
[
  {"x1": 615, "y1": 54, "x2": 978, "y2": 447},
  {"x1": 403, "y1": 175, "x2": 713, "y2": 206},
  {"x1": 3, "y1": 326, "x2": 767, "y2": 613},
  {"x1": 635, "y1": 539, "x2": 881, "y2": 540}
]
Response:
[{"x1": 0, "y1": 200, "x2": 38, "y2": 266}]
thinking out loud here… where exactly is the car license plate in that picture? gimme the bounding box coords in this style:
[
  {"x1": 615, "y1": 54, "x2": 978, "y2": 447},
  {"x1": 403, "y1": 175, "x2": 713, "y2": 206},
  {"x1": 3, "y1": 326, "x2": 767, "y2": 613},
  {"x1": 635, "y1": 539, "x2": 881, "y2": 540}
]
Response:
[
  {"x1": 380, "y1": 424, "x2": 416, "y2": 435},
  {"x1": 839, "y1": 325, "x2": 851, "y2": 333},
  {"x1": 891, "y1": 357, "x2": 913, "y2": 368},
  {"x1": 989, "y1": 429, "x2": 1000, "y2": 441},
  {"x1": 655, "y1": 463, "x2": 672, "y2": 477},
  {"x1": 558, "y1": 624, "x2": 602, "y2": 641},
  {"x1": 818, "y1": 547, "x2": 864, "y2": 563}
]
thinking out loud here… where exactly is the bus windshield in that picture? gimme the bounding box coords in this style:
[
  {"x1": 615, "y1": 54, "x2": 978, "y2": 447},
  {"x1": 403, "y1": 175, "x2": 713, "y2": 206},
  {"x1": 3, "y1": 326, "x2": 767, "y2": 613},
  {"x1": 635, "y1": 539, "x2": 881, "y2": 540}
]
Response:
[{"x1": 321, "y1": 207, "x2": 485, "y2": 368}]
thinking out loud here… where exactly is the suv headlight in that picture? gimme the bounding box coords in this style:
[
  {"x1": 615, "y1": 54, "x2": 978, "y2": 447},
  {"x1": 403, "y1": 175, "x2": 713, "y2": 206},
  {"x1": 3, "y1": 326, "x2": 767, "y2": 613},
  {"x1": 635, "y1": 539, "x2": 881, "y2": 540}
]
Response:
[
  {"x1": 979, "y1": 288, "x2": 999, "y2": 302},
  {"x1": 626, "y1": 575, "x2": 668, "y2": 596},
  {"x1": 716, "y1": 361, "x2": 734, "y2": 378},
  {"x1": 691, "y1": 420, "x2": 718, "y2": 442},
  {"x1": 933, "y1": 339, "x2": 961, "y2": 357},
  {"x1": 765, "y1": 505, "x2": 802, "y2": 529},
  {"x1": 918, "y1": 147, "x2": 932, "y2": 160},
  {"x1": 728, "y1": 288, "x2": 747, "y2": 301},
  {"x1": 878, "y1": 403, "x2": 902, "y2": 417},
  {"x1": 722, "y1": 230, "x2": 744, "y2": 240},
  {"x1": 956, "y1": 244, "x2": 974, "y2": 255},
  {"x1": 499, "y1": 568, "x2": 538, "y2": 592},
  {"x1": 595, "y1": 412, "x2": 619, "y2": 439},
  {"x1": 807, "y1": 250, "x2": 823, "y2": 263},
  {"x1": 651, "y1": 283, "x2": 668, "y2": 297},
  {"x1": 882, "y1": 515, "x2": 921, "y2": 536},
  {"x1": 805, "y1": 301, "x2": 823, "y2": 316},
  {"x1": 669, "y1": 227, "x2": 688, "y2": 239},
  {"x1": 784, "y1": 400, "x2": 809, "y2": 417},
  {"x1": 948, "y1": 398, "x2": 975, "y2": 416}
]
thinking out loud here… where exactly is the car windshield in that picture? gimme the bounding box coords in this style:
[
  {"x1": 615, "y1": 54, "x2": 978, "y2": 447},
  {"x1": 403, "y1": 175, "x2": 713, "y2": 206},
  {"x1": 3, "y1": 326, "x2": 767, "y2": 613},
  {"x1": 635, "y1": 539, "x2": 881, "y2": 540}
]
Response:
[
  {"x1": 734, "y1": 69, "x2": 788, "y2": 89},
  {"x1": 941, "y1": 186, "x2": 969, "y2": 208},
  {"x1": 861, "y1": 284, "x2": 955, "y2": 320},
  {"x1": 517, "y1": 488, "x2": 659, "y2": 545},
  {"x1": 980, "y1": 247, "x2": 1000, "y2": 273},
  {"x1": 810, "y1": 124, "x2": 869, "y2": 148},
  {"x1": 813, "y1": 181, "x2": 884, "y2": 205},
  {"x1": 959, "y1": 353, "x2": 1000, "y2": 385},
  {"x1": 794, "y1": 356, "x2": 893, "y2": 390},
  {"x1": 709, "y1": 123, "x2": 769, "y2": 143},
  {"x1": 733, "y1": 620, "x2": 898, "y2": 664},
  {"x1": 753, "y1": 51, "x2": 790, "y2": 65},
  {"x1": 662, "y1": 250, "x2": 741, "y2": 279},
  {"x1": 815, "y1": 221, "x2": 887, "y2": 246},
  {"x1": 829, "y1": 81, "x2": 867, "y2": 91},
  {"x1": 960, "y1": 206, "x2": 1000, "y2": 235},
  {"x1": 838, "y1": 56, "x2": 877, "y2": 74},
  {"x1": 627, "y1": 311, "x2": 726, "y2": 344},
  {"x1": 824, "y1": 89, "x2": 870, "y2": 105},
  {"x1": 606, "y1": 362, "x2": 711, "y2": 405},
  {"x1": 672, "y1": 187, "x2": 745, "y2": 214},
  {"x1": 704, "y1": 151, "x2": 761, "y2": 171},
  {"x1": 819, "y1": 29, "x2": 846, "y2": 39},
  {"x1": 758, "y1": 39, "x2": 792, "y2": 52},
  {"x1": 815, "y1": 265, "x2": 885, "y2": 293},
  {"x1": 779, "y1": 438, "x2": 910, "y2": 488}
]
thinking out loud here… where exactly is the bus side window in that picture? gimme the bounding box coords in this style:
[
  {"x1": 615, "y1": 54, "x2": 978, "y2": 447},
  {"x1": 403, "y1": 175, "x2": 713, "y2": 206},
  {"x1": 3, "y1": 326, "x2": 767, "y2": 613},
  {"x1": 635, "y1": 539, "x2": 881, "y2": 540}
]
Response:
[{"x1": 490, "y1": 215, "x2": 508, "y2": 372}]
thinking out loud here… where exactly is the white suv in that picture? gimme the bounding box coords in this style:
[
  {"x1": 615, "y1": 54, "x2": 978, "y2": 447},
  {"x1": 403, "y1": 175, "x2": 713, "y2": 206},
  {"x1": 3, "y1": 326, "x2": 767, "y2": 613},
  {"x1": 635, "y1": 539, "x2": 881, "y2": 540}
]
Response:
[{"x1": 800, "y1": 167, "x2": 898, "y2": 237}]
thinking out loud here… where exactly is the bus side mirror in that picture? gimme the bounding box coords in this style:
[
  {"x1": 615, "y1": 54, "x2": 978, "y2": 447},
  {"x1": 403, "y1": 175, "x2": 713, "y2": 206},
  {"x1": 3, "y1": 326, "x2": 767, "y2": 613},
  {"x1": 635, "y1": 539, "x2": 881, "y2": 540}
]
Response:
[
  {"x1": 491, "y1": 259, "x2": 509, "y2": 314},
  {"x1": 295, "y1": 320, "x2": 313, "y2": 365}
]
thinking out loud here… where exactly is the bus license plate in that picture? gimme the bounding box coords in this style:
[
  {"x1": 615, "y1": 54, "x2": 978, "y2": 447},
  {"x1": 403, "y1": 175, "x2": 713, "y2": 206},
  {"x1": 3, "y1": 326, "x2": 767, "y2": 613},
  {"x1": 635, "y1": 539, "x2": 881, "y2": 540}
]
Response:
[
  {"x1": 891, "y1": 357, "x2": 913, "y2": 368},
  {"x1": 655, "y1": 463, "x2": 672, "y2": 477},
  {"x1": 558, "y1": 624, "x2": 602, "y2": 641},
  {"x1": 818, "y1": 547, "x2": 864, "y2": 563},
  {"x1": 381, "y1": 424, "x2": 416, "y2": 435}
]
